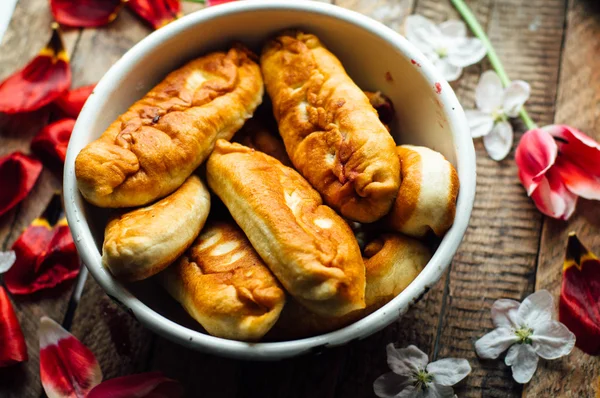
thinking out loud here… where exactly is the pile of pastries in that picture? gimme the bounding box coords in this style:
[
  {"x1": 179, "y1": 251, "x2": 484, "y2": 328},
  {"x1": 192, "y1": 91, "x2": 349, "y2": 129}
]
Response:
[{"x1": 75, "y1": 31, "x2": 459, "y2": 342}]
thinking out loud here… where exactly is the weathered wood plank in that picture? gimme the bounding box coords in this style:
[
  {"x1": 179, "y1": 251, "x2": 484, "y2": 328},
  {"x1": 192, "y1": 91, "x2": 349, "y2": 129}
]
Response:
[
  {"x1": 0, "y1": 0, "x2": 81, "y2": 396},
  {"x1": 429, "y1": 1, "x2": 568, "y2": 397},
  {"x1": 525, "y1": 0, "x2": 600, "y2": 396}
]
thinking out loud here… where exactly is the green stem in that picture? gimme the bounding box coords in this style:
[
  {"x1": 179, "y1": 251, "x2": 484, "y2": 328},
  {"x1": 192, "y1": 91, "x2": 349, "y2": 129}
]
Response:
[{"x1": 450, "y1": 0, "x2": 537, "y2": 130}]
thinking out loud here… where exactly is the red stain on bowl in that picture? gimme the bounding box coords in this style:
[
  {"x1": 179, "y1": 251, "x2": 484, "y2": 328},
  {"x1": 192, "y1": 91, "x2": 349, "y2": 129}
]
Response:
[
  {"x1": 434, "y1": 83, "x2": 442, "y2": 94},
  {"x1": 410, "y1": 59, "x2": 421, "y2": 67},
  {"x1": 385, "y1": 72, "x2": 393, "y2": 82}
]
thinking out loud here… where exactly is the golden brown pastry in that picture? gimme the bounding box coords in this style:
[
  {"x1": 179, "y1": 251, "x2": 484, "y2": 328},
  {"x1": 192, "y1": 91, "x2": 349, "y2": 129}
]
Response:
[
  {"x1": 234, "y1": 118, "x2": 292, "y2": 166},
  {"x1": 261, "y1": 31, "x2": 400, "y2": 223},
  {"x1": 160, "y1": 220, "x2": 286, "y2": 341},
  {"x1": 76, "y1": 45, "x2": 263, "y2": 208},
  {"x1": 102, "y1": 175, "x2": 210, "y2": 281},
  {"x1": 206, "y1": 139, "x2": 366, "y2": 317},
  {"x1": 389, "y1": 145, "x2": 459, "y2": 237},
  {"x1": 270, "y1": 233, "x2": 430, "y2": 339}
]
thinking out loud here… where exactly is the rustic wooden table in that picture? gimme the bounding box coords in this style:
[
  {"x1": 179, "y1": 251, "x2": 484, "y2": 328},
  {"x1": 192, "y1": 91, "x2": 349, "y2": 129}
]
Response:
[{"x1": 1, "y1": 0, "x2": 599, "y2": 397}]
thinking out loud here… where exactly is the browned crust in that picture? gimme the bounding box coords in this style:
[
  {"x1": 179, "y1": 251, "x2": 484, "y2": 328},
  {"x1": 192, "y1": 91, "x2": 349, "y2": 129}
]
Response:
[
  {"x1": 161, "y1": 220, "x2": 286, "y2": 341},
  {"x1": 440, "y1": 165, "x2": 460, "y2": 236},
  {"x1": 260, "y1": 31, "x2": 400, "y2": 222},
  {"x1": 76, "y1": 44, "x2": 263, "y2": 208},
  {"x1": 388, "y1": 146, "x2": 421, "y2": 231},
  {"x1": 234, "y1": 118, "x2": 292, "y2": 166}
]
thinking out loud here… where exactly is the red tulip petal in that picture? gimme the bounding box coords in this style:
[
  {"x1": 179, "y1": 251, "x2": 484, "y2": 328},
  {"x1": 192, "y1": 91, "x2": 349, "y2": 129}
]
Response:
[
  {"x1": 515, "y1": 128, "x2": 558, "y2": 195},
  {"x1": 50, "y1": 0, "x2": 123, "y2": 28},
  {"x1": 544, "y1": 125, "x2": 600, "y2": 201},
  {"x1": 31, "y1": 118, "x2": 76, "y2": 166},
  {"x1": 54, "y1": 85, "x2": 95, "y2": 118},
  {"x1": 88, "y1": 372, "x2": 184, "y2": 398},
  {"x1": 128, "y1": 0, "x2": 181, "y2": 30},
  {"x1": 530, "y1": 167, "x2": 578, "y2": 220},
  {"x1": 39, "y1": 316, "x2": 102, "y2": 398},
  {"x1": 4, "y1": 195, "x2": 80, "y2": 295},
  {"x1": 0, "y1": 24, "x2": 70, "y2": 114},
  {"x1": 559, "y1": 233, "x2": 600, "y2": 355},
  {"x1": 0, "y1": 152, "x2": 43, "y2": 218},
  {"x1": 0, "y1": 286, "x2": 28, "y2": 367}
]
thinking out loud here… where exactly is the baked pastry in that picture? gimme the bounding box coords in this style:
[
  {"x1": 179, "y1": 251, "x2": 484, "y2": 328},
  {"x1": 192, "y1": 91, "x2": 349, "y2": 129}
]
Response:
[
  {"x1": 261, "y1": 31, "x2": 400, "y2": 223},
  {"x1": 75, "y1": 45, "x2": 263, "y2": 208},
  {"x1": 160, "y1": 220, "x2": 286, "y2": 341},
  {"x1": 102, "y1": 175, "x2": 210, "y2": 281},
  {"x1": 234, "y1": 118, "x2": 292, "y2": 166},
  {"x1": 206, "y1": 139, "x2": 366, "y2": 317},
  {"x1": 389, "y1": 145, "x2": 459, "y2": 237},
  {"x1": 270, "y1": 233, "x2": 430, "y2": 339}
]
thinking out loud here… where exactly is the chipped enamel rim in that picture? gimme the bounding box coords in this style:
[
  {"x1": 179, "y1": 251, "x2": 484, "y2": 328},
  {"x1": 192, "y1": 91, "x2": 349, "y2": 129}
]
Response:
[{"x1": 64, "y1": 0, "x2": 476, "y2": 360}]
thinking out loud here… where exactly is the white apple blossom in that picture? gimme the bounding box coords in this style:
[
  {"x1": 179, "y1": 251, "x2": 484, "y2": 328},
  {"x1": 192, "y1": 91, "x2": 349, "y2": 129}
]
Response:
[
  {"x1": 404, "y1": 15, "x2": 486, "y2": 81},
  {"x1": 465, "y1": 70, "x2": 531, "y2": 161},
  {"x1": 475, "y1": 290, "x2": 575, "y2": 384},
  {"x1": 0, "y1": 250, "x2": 15, "y2": 273},
  {"x1": 373, "y1": 344, "x2": 471, "y2": 398}
]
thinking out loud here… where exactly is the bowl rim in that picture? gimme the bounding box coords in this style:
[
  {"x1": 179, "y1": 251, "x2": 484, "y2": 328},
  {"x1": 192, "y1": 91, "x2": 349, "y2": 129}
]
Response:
[{"x1": 63, "y1": 0, "x2": 476, "y2": 360}]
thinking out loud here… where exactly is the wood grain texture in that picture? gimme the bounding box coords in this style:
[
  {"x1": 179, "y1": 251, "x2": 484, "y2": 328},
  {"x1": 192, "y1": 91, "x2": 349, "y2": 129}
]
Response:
[
  {"x1": 427, "y1": 1, "x2": 568, "y2": 397},
  {"x1": 0, "y1": 1, "x2": 81, "y2": 396},
  {"x1": 525, "y1": 0, "x2": 600, "y2": 396}
]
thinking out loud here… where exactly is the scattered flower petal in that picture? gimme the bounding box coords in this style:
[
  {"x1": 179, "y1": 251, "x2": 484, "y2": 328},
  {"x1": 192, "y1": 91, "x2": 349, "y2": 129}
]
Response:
[
  {"x1": 374, "y1": 343, "x2": 471, "y2": 397},
  {"x1": 405, "y1": 15, "x2": 485, "y2": 82},
  {"x1": 483, "y1": 120, "x2": 513, "y2": 161},
  {"x1": 88, "y1": 372, "x2": 184, "y2": 398},
  {"x1": 4, "y1": 195, "x2": 80, "y2": 295},
  {"x1": 0, "y1": 286, "x2": 28, "y2": 367},
  {"x1": 54, "y1": 84, "x2": 95, "y2": 118},
  {"x1": 465, "y1": 109, "x2": 494, "y2": 138},
  {"x1": 544, "y1": 125, "x2": 600, "y2": 201},
  {"x1": 475, "y1": 70, "x2": 503, "y2": 113},
  {"x1": 207, "y1": 0, "x2": 238, "y2": 5},
  {"x1": 39, "y1": 316, "x2": 102, "y2": 398},
  {"x1": 475, "y1": 290, "x2": 575, "y2": 384},
  {"x1": 0, "y1": 24, "x2": 70, "y2": 114},
  {"x1": 502, "y1": 80, "x2": 531, "y2": 118},
  {"x1": 515, "y1": 128, "x2": 558, "y2": 195},
  {"x1": 559, "y1": 233, "x2": 600, "y2": 355},
  {"x1": 128, "y1": 0, "x2": 181, "y2": 30},
  {"x1": 0, "y1": 152, "x2": 43, "y2": 218},
  {"x1": 0, "y1": 251, "x2": 16, "y2": 274},
  {"x1": 50, "y1": 0, "x2": 123, "y2": 28},
  {"x1": 31, "y1": 118, "x2": 76, "y2": 167},
  {"x1": 504, "y1": 343, "x2": 538, "y2": 384}
]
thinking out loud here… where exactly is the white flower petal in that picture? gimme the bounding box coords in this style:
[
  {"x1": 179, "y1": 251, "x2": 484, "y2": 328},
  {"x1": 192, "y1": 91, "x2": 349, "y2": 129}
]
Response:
[
  {"x1": 531, "y1": 320, "x2": 576, "y2": 360},
  {"x1": 387, "y1": 344, "x2": 429, "y2": 376},
  {"x1": 427, "y1": 359, "x2": 471, "y2": 386},
  {"x1": 484, "y1": 121, "x2": 513, "y2": 161},
  {"x1": 491, "y1": 299, "x2": 521, "y2": 329},
  {"x1": 465, "y1": 110, "x2": 494, "y2": 138},
  {"x1": 373, "y1": 372, "x2": 413, "y2": 398},
  {"x1": 518, "y1": 290, "x2": 554, "y2": 328},
  {"x1": 424, "y1": 383, "x2": 455, "y2": 398},
  {"x1": 405, "y1": 15, "x2": 441, "y2": 53},
  {"x1": 434, "y1": 59, "x2": 463, "y2": 82},
  {"x1": 447, "y1": 38, "x2": 487, "y2": 68},
  {"x1": 0, "y1": 250, "x2": 16, "y2": 273},
  {"x1": 438, "y1": 20, "x2": 466, "y2": 38},
  {"x1": 502, "y1": 80, "x2": 531, "y2": 117},
  {"x1": 475, "y1": 71, "x2": 504, "y2": 112},
  {"x1": 398, "y1": 385, "x2": 421, "y2": 398},
  {"x1": 505, "y1": 344, "x2": 539, "y2": 384},
  {"x1": 475, "y1": 327, "x2": 518, "y2": 359}
]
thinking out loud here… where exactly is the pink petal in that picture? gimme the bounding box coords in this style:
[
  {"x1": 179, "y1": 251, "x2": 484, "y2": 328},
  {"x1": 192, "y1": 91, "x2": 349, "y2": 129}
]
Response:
[
  {"x1": 88, "y1": 372, "x2": 183, "y2": 398},
  {"x1": 39, "y1": 317, "x2": 102, "y2": 398},
  {"x1": 515, "y1": 128, "x2": 558, "y2": 195},
  {"x1": 530, "y1": 168, "x2": 578, "y2": 220},
  {"x1": 544, "y1": 125, "x2": 600, "y2": 200}
]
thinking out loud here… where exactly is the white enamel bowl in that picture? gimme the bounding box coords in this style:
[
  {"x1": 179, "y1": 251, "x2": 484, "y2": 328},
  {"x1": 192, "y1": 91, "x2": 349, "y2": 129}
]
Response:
[{"x1": 63, "y1": 0, "x2": 475, "y2": 360}]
